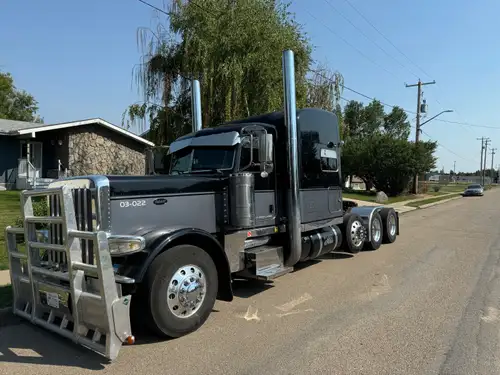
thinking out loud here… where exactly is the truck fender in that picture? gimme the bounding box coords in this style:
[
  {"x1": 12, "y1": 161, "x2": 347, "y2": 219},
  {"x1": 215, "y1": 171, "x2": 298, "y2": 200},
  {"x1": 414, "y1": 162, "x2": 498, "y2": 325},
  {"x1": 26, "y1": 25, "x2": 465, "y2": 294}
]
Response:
[{"x1": 138, "y1": 227, "x2": 233, "y2": 302}]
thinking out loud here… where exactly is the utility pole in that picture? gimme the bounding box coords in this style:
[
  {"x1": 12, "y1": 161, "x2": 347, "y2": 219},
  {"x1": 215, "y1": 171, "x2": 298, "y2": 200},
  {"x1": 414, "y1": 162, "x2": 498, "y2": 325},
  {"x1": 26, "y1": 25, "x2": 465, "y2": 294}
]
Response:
[
  {"x1": 490, "y1": 148, "x2": 497, "y2": 185},
  {"x1": 483, "y1": 138, "x2": 491, "y2": 185},
  {"x1": 478, "y1": 137, "x2": 485, "y2": 182},
  {"x1": 406, "y1": 79, "x2": 436, "y2": 194}
]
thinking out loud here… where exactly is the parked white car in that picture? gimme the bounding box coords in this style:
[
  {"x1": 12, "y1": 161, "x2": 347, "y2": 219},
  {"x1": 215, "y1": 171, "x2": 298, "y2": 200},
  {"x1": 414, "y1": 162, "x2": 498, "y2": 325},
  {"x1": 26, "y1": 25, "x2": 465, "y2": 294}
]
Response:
[{"x1": 463, "y1": 184, "x2": 484, "y2": 197}]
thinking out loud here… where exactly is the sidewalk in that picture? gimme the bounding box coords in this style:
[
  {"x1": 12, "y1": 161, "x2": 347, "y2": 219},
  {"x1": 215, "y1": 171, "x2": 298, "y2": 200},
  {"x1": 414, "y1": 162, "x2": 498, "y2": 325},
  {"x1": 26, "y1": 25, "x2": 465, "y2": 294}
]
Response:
[
  {"x1": 0, "y1": 270, "x2": 10, "y2": 286},
  {"x1": 345, "y1": 192, "x2": 460, "y2": 214}
]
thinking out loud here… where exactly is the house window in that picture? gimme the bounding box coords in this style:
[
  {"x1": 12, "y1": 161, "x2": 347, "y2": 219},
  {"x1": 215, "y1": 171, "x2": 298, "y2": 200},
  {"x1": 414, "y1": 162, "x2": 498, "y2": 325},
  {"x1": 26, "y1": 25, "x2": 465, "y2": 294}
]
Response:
[{"x1": 320, "y1": 148, "x2": 338, "y2": 172}]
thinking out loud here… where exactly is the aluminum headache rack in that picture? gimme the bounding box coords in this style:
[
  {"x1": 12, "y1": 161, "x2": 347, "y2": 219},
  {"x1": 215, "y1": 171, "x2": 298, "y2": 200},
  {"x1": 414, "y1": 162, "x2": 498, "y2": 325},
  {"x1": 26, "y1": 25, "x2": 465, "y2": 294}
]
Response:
[{"x1": 5, "y1": 186, "x2": 134, "y2": 360}]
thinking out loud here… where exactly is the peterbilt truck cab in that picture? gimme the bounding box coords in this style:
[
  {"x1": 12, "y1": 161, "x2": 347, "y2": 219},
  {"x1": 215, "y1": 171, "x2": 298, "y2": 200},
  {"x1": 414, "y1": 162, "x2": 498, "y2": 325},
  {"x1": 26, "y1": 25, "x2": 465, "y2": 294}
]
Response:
[{"x1": 5, "y1": 50, "x2": 399, "y2": 360}]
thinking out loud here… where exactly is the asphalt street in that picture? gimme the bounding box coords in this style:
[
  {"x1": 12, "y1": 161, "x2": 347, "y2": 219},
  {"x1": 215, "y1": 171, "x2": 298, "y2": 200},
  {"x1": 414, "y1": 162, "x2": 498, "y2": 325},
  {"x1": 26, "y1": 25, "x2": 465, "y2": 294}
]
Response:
[{"x1": 1, "y1": 190, "x2": 500, "y2": 375}]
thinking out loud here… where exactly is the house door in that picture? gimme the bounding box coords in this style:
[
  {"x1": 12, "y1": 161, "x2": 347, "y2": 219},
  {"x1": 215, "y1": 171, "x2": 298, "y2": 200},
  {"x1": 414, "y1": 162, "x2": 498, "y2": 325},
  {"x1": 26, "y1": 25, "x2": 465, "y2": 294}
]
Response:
[{"x1": 20, "y1": 142, "x2": 43, "y2": 178}]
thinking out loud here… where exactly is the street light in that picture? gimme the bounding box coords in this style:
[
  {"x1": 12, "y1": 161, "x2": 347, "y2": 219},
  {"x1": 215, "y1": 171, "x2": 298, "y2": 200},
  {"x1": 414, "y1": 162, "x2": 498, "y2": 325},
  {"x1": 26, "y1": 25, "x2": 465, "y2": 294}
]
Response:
[
  {"x1": 420, "y1": 109, "x2": 454, "y2": 129},
  {"x1": 413, "y1": 109, "x2": 453, "y2": 195}
]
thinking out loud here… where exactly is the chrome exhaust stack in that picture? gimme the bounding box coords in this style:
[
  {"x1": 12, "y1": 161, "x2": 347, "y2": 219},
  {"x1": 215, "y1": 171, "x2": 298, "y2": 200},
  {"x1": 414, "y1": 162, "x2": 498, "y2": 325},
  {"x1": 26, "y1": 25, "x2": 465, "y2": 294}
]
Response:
[
  {"x1": 282, "y1": 50, "x2": 302, "y2": 267},
  {"x1": 191, "y1": 79, "x2": 202, "y2": 133}
]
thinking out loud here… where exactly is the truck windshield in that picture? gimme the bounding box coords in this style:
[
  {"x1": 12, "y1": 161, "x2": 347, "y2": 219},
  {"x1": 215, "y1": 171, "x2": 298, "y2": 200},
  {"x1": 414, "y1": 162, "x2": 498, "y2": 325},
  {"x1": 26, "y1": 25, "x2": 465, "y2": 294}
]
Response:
[{"x1": 170, "y1": 147, "x2": 235, "y2": 174}]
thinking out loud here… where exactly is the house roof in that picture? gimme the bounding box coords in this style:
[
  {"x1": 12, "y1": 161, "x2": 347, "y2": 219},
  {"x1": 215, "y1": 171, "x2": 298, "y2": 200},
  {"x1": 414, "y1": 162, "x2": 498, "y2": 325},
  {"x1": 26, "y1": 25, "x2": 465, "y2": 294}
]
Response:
[{"x1": 0, "y1": 118, "x2": 155, "y2": 147}]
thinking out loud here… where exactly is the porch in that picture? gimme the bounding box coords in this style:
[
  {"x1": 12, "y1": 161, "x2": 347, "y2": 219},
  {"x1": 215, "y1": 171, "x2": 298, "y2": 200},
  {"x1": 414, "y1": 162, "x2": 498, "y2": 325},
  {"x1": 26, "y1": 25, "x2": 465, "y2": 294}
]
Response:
[{"x1": 15, "y1": 138, "x2": 69, "y2": 190}]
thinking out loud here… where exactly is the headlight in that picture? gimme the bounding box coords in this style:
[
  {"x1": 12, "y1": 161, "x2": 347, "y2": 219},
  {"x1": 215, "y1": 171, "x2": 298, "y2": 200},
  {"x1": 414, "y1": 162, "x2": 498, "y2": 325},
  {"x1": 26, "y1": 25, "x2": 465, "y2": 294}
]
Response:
[{"x1": 108, "y1": 235, "x2": 146, "y2": 256}]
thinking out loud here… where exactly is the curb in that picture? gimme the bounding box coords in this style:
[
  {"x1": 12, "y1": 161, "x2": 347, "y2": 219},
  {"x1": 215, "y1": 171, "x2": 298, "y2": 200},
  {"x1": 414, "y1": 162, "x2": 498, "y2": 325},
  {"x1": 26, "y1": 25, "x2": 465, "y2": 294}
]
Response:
[
  {"x1": 395, "y1": 194, "x2": 465, "y2": 214},
  {"x1": 417, "y1": 196, "x2": 462, "y2": 209},
  {"x1": 402, "y1": 195, "x2": 462, "y2": 211}
]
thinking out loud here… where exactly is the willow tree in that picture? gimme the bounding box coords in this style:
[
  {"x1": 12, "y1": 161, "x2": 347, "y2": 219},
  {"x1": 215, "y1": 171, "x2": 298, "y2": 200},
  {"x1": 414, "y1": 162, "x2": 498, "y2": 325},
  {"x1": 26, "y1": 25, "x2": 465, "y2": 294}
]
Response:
[
  {"x1": 306, "y1": 63, "x2": 344, "y2": 136},
  {"x1": 124, "y1": 0, "x2": 312, "y2": 145}
]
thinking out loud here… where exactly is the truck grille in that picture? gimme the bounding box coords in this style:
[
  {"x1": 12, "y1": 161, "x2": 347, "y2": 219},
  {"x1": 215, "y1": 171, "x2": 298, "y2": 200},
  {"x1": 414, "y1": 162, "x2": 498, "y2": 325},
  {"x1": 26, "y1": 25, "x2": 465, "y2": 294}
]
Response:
[{"x1": 48, "y1": 188, "x2": 96, "y2": 269}]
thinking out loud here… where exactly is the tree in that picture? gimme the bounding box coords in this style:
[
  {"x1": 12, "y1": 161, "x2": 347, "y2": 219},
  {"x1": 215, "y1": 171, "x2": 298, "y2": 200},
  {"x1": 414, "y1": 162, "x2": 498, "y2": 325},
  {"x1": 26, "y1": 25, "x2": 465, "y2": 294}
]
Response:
[
  {"x1": 343, "y1": 134, "x2": 437, "y2": 196},
  {"x1": 306, "y1": 64, "x2": 344, "y2": 135},
  {"x1": 343, "y1": 100, "x2": 364, "y2": 139},
  {"x1": 125, "y1": 0, "x2": 314, "y2": 145},
  {"x1": 361, "y1": 99, "x2": 385, "y2": 136},
  {"x1": 383, "y1": 106, "x2": 411, "y2": 140},
  {"x1": 0, "y1": 72, "x2": 43, "y2": 123},
  {"x1": 306, "y1": 64, "x2": 343, "y2": 112},
  {"x1": 340, "y1": 97, "x2": 436, "y2": 195}
]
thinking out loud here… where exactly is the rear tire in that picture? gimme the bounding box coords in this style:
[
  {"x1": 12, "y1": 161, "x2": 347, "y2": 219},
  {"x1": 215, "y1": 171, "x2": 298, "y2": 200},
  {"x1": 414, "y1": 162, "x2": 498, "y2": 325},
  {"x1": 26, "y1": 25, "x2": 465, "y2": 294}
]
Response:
[
  {"x1": 380, "y1": 209, "x2": 398, "y2": 244},
  {"x1": 339, "y1": 213, "x2": 366, "y2": 254},
  {"x1": 365, "y1": 212, "x2": 383, "y2": 251},
  {"x1": 146, "y1": 244, "x2": 218, "y2": 338}
]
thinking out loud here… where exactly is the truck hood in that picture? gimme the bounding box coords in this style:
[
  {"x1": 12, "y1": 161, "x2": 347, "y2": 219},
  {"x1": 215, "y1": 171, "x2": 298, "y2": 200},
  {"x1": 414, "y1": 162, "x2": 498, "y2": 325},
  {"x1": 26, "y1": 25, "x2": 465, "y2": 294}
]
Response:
[{"x1": 106, "y1": 174, "x2": 228, "y2": 197}]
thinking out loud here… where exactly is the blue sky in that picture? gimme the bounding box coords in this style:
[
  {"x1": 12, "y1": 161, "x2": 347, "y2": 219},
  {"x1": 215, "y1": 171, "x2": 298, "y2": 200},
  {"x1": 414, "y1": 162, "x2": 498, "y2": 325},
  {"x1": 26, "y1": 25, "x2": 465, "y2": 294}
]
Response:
[{"x1": 1, "y1": 0, "x2": 498, "y2": 173}]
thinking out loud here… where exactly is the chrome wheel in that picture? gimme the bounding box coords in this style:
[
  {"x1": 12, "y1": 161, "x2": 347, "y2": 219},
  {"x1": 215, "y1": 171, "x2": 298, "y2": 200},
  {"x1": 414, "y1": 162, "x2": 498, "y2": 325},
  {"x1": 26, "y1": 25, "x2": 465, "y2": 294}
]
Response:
[
  {"x1": 371, "y1": 217, "x2": 382, "y2": 243},
  {"x1": 350, "y1": 220, "x2": 366, "y2": 248},
  {"x1": 167, "y1": 265, "x2": 206, "y2": 318},
  {"x1": 388, "y1": 214, "x2": 397, "y2": 237}
]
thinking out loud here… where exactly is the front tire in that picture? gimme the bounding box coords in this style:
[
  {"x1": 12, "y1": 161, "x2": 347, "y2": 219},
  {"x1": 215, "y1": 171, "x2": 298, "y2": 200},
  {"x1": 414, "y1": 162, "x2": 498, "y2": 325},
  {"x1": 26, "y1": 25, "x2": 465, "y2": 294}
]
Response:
[{"x1": 146, "y1": 244, "x2": 218, "y2": 338}]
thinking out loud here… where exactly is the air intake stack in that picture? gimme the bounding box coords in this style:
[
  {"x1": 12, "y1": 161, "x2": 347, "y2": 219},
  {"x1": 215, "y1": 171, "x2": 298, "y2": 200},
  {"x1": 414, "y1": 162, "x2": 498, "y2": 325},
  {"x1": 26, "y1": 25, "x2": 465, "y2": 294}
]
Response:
[
  {"x1": 191, "y1": 79, "x2": 202, "y2": 133},
  {"x1": 282, "y1": 50, "x2": 302, "y2": 267}
]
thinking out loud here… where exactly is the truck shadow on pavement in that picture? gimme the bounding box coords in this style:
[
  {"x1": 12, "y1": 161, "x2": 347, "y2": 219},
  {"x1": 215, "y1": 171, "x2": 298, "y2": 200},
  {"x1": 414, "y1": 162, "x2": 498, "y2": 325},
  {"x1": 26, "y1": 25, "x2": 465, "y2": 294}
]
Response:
[
  {"x1": 230, "y1": 251, "x2": 353, "y2": 298},
  {"x1": 0, "y1": 318, "x2": 109, "y2": 369}
]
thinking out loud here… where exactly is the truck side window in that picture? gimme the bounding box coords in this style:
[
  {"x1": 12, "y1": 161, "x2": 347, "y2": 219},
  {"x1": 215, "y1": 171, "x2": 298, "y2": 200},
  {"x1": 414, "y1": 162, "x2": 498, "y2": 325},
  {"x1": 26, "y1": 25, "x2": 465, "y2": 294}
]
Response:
[{"x1": 320, "y1": 148, "x2": 338, "y2": 172}]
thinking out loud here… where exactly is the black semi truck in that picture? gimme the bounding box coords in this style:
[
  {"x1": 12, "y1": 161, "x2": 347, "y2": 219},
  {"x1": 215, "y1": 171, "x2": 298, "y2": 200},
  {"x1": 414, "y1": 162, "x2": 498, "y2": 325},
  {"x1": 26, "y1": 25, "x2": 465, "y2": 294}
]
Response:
[{"x1": 5, "y1": 50, "x2": 399, "y2": 360}]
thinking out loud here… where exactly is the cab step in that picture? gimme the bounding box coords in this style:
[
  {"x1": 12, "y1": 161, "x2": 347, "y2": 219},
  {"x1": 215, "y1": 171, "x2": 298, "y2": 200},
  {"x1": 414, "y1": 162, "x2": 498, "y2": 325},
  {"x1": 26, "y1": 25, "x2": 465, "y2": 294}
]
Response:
[{"x1": 242, "y1": 245, "x2": 293, "y2": 281}]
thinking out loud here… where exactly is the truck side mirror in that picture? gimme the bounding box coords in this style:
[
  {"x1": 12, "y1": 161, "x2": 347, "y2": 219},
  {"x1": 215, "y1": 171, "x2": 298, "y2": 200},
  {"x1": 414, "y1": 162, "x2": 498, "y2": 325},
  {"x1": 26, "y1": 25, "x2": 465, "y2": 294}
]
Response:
[{"x1": 258, "y1": 133, "x2": 274, "y2": 174}]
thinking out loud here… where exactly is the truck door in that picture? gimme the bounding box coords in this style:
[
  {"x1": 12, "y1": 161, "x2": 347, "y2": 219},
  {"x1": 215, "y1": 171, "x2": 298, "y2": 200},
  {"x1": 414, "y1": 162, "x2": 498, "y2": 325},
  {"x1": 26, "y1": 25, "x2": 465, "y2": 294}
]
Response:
[{"x1": 299, "y1": 129, "x2": 343, "y2": 224}]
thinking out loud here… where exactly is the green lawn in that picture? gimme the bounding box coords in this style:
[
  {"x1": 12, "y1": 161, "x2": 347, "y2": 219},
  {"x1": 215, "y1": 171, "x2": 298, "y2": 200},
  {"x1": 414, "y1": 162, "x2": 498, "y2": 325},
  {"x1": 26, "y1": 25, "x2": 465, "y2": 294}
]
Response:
[
  {"x1": 342, "y1": 191, "x2": 419, "y2": 204},
  {"x1": 0, "y1": 191, "x2": 21, "y2": 270},
  {"x1": 424, "y1": 183, "x2": 469, "y2": 196},
  {"x1": 0, "y1": 284, "x2": 12, "y2": 308},
  {"x1": 406, "y1": 193, "x2": 461, "y2": 208}
]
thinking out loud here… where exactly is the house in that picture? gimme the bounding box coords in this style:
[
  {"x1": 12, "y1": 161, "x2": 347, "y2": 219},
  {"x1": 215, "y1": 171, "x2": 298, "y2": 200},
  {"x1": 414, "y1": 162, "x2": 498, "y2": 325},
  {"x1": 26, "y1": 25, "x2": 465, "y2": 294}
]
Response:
[
  {"x1": 0, "y1": 118, "x2": 155, "y2": 190},
  {"x1": 344, "y1": 176, "x2": 367, "y2": 191}
]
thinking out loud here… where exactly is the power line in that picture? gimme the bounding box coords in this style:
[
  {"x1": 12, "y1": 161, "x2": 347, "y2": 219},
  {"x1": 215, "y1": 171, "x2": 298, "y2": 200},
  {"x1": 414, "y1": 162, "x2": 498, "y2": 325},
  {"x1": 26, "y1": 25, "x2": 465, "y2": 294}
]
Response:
[
  {"x1": 322, "y1": 0, "x2": 420, "y2": 80},
  {"x1": 342, "y1": 0, "x2": 433, "y2": 80},
  {"x1": 311, "y1": 68, "x2": 479, "y2": 163},
  {"x1": 310, "y1": 68, "x2": 415, "y2": 113},
  {"x1": 138, "y1": 0, "x2": 497, "y2": 162},
  {"x1": 430, "y1": 118, "x2": 500, "y2": 130},
  {"x1": 305, "y1": 10, "x2": 397, "y2": 78},
  {"x1": 339, "y1": 0, "x2": 477, "y2": 136},
  {"x1": 421, "y1": 129, "x2": 478, "y2": 163},
  {"x1": 312, "y1": 68, "x2": 500, "y2": 131},
  {"x1": 137, "y1": 0, "x2": 219, "y2": 18},
  {"x1": 140, "y1": 0, "x2": 491, "y2": 133},
  {"x1": 137, "y1": 0, "x2": 172, "y2": 16}
]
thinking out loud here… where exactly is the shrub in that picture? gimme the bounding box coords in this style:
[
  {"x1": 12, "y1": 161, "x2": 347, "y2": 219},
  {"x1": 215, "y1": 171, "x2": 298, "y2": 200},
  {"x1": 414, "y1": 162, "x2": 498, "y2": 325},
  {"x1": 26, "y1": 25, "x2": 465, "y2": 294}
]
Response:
[
  {"x1": 14, "y1": 197, "x2": 49, "y2": 228},
  {"x1": 433, "y1": 185, "x2": 441, "y2": 192}
]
